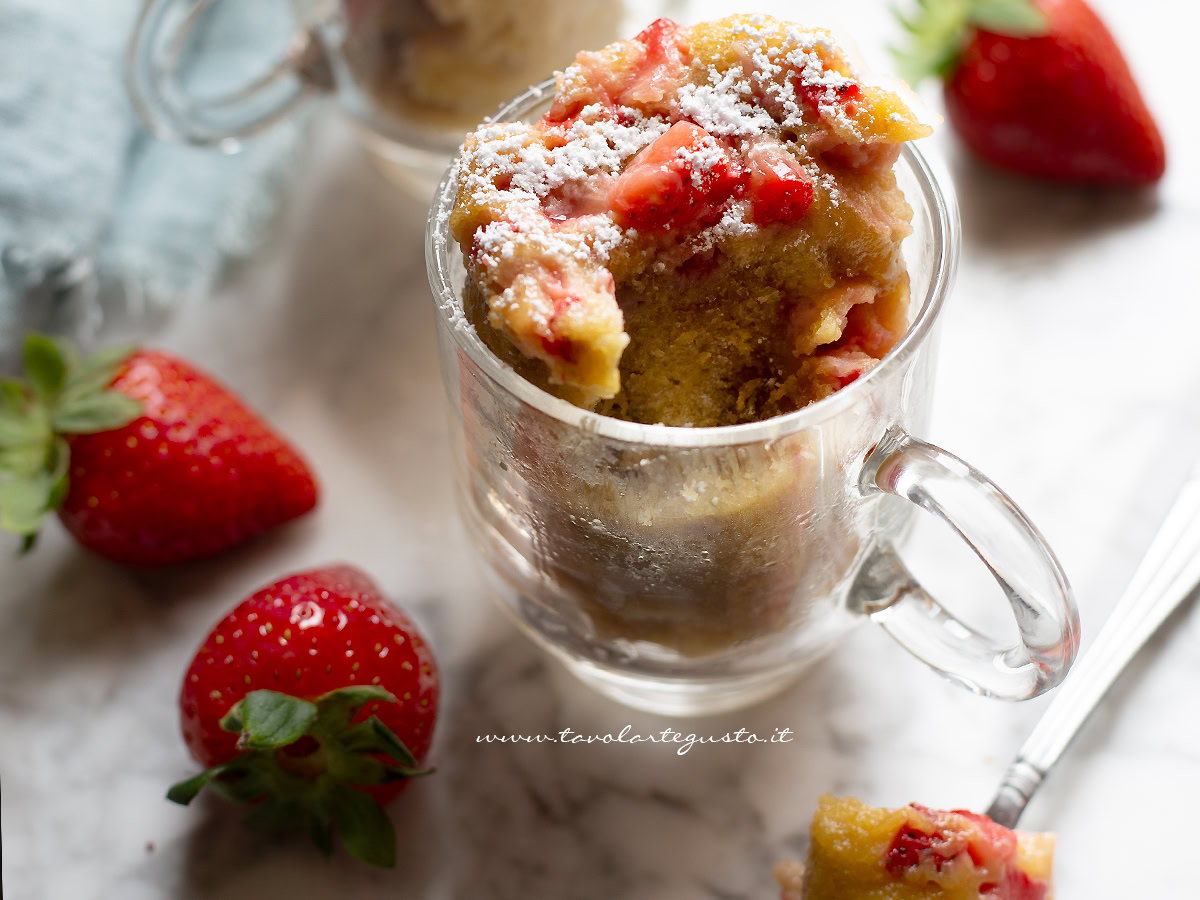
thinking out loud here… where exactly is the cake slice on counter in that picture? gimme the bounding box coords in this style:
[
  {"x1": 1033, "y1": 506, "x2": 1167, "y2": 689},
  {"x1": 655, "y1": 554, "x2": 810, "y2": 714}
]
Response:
[
  {"x1": 776, "y1": 795, "x2": 1055, "y2": 900},
  {"x1": 450, "y1": 15, "x2": 930, "y2": 427}
]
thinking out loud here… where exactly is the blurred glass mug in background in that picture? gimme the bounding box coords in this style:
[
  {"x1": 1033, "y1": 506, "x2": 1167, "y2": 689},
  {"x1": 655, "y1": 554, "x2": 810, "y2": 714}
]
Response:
[{"x1": 124, "y1": 0, "x2": 636, "y2": 199}]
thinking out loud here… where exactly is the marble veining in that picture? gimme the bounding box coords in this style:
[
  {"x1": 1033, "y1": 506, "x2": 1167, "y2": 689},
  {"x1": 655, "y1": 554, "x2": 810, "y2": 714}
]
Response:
[{"x1": 3, "y1": 1, "x2": 1200, "y2": 896}]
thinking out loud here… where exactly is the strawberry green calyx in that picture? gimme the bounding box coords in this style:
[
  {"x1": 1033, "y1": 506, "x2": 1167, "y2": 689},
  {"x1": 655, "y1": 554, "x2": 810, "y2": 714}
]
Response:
[
  {"x1": 167, "y1": 686, "x2": 429, "y2": 868},
  {"x1": 0, "y1": 335, "x2": 140, "y2": 549},
  {"x1": 893, "y1": 0, "x2": 1049, "y2": 84}
]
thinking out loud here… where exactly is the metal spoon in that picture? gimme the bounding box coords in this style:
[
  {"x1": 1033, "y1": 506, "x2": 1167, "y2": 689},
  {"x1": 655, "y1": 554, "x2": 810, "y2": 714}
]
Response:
[{"x1": 986, "y1": 463, "x2": 1200, "y2": 828}]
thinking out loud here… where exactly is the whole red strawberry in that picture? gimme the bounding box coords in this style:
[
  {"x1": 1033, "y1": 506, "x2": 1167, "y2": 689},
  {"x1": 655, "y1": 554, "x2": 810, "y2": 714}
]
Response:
[
  {"x1": 896, "y1": 0, "x2": 1165, "y2": 184},
  {"x1": 170, "y1": 565, "x2": 439, "y2": 867},
  {"x1": 0, "y1": 334, "x2": 317, "y2": 564}
]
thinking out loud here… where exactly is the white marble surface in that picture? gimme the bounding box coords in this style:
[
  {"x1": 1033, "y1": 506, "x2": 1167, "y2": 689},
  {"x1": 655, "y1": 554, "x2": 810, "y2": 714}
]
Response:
[{"x1": 3, "y1": 0, "x2": 1200, "y2": 896}]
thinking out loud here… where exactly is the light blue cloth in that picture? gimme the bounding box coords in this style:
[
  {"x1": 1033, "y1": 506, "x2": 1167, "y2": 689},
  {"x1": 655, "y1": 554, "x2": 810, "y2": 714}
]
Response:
[{"x1": 0, "y1": 0, "x2": 309, "y2": 369}]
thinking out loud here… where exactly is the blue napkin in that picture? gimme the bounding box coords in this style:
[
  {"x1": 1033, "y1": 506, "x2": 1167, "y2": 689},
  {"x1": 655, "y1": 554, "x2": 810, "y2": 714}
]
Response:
[{"x1": 0, "y1": 0, "x2": 309, "y2": 369}]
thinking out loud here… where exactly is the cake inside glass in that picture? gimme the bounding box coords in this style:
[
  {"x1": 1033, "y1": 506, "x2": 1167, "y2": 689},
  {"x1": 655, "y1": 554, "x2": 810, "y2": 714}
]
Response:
[
  {"x1": 776, "y1": 796, "x2": 1055, "y2": 900},
  {"x1": 451, "y1": 14, "x2": 930, "y2": 427},
  {"x1": 445, "y1": 14, "x2": 932, "y2": 658}
]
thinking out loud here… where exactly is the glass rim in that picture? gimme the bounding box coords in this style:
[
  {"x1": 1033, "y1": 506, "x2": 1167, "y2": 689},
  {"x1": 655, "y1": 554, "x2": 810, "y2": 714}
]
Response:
[{"x1": 425, "y1": 78, "x2": 961, "y2": 449}]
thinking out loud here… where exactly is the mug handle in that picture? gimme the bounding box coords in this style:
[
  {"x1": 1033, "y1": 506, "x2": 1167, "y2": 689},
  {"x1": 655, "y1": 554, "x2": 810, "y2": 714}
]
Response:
[
  {"x1": 851, "y1": 425, "x2": 1080, "y2": 701},
  {"x1": 124, "y1": 0, "x2": 333, "y2": 148}
]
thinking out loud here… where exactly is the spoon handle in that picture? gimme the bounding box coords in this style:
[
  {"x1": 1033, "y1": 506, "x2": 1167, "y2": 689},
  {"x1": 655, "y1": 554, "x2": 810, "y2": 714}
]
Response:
[{"x1": 986, "y1": 463, "x2": 1200, "y2": 829}]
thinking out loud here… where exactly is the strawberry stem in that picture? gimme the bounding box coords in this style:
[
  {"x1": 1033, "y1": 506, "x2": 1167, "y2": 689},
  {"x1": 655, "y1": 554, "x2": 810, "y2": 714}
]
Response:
[
  {"x1": 0, "y1": 335, "x2": 140, "y2": 548},
  {"x1": 892, "y1": 0, "x2": 1049, "y2": 84},
  {"x1": 167, "y1": 686, "x2": 428, "y2": 868}
]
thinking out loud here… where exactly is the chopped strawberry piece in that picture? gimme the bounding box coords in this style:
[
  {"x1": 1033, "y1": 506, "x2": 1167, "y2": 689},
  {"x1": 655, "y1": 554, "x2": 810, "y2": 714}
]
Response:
[
  {"x1": 886, "y1": 806, "x2": 1042, "y2": 897},
  {"x1": 625, "y1": 18, "x2": 690, "y2": 105},
  {"x1": 834, "y1": 369, "x2": 863, "y2": 390},
  {"x1": 540, "y1": 290, "x2": 580, "y2": 361},
  {"x1": 635, "y1": 17, "x2": 680, "y2": 51},
  {"x1": 538, "y1": 335, "x2": 579, "y2": 363},
  {"x1": 609, "y1": 121, "x2": 742, "y2": 230},
  {"x1": 746, "y1": 146, "x2": 814, "y2": 225},
  {"x1": 622, "y1": 120, "x2": 706, "y2": 169},
  {"x1": 885, "y1": 824, "x2": 953, "y2": 873},
  {"x1": 796, "y1": 77, "x2": 862, "y2": 113},
  {"x1": 540, "y1": 110, "x2": 580, "y2": 140},
  {"x1": 530, "y1": 278, "x2": 588, "y2": 363},
  {"x1": 983, "y1": 867, "x2": 1048, "y2": 900},
  {"x1": 545, "y1": 18, "x2": 688, "y2": 121},
  {"x1": 954, "y1": 808, "x2": 1019, "y2": 859},
  {"x1": 549, "y1": 288, "x2": 578, "y2": 318}
]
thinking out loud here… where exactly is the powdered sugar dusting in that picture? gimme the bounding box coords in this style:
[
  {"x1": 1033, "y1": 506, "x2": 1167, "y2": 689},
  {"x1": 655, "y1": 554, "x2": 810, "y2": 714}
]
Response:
[
  {"x1": 722, "y1": 17, "x2": 863, "y2": 136},
  {"x1": 457, "y1": 105, "x2": 678, "y2": 266},
  {"x1": 683, "y1": 202, "x2": 759, "y2": 259},
  {"x1": 510, "y1": 107, "x2": 670, "y2": 198},
  {"x1": 676, "y1": 136, "x2": 730, "y2": 188},
  {"x1": 472, "y1": 198, "x2": 619, "y2": 269},
  {"x1": 676, "y1": 67, "x2": 773, "y2": 138},
  {"x1": 453, "y1": 13, "x2": 917, "y2": 311}
]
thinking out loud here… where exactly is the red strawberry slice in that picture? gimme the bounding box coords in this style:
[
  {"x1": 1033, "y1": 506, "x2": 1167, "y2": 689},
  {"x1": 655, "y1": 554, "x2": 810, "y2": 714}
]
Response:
[
  {"x1": 834, "y1": 368, "x2": 865, "y2": 390},
  {"x1": 887, "y1": 805, "x2": 1045, "y2": 898},
  {"x1": 954, "y1": 808, "x2": 1019, "y2": 860},
  {"x1": 746, "y1": 146, "x2": 815, "y2": 224},
  {"x1": 795, "y1": 78, "x2": 862, "y2": 115},
  {"x1": 885, "y1": 820, "x2": 954, "y2": 873},
  {"x1": 623, "y1": 18, "x2": 691, "y2": 106},
  {"x1": 983, "y1": 867, "x2": 1049, "y2": 900},
  {"x1": 170, "y1": 565, "x2": 439, "y2": 867},
  {"x1": 609, "y1": 121, "x2": 742, "y2": 231},
  {"x1": 635, "y1": 17, "x2": 683, "y2": 59},
  {"x1": 547, "y1": 17, "x2": 690, "y2": 121},
  {"x1": 0, "y1": 335, "x2": 317, "y2": 565},
  {"x1": 539, "y1": 285, "x2": 582, "y2": 363}
]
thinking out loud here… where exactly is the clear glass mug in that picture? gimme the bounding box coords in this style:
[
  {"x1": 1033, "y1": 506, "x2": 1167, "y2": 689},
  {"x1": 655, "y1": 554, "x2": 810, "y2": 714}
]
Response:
[
  {"x1": 123, "y1": 0, "x2": 635, "y2": 198},
  {"x1": 426, "y1": 81, "x2": 1080, "y2": 716}
]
